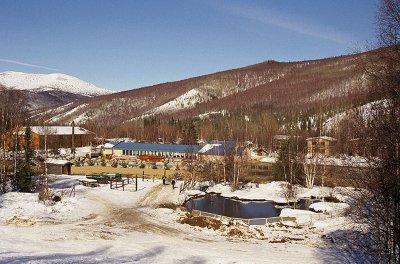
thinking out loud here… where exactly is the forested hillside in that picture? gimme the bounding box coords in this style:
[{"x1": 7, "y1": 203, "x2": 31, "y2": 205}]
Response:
[{"x1": 37, "y1": 50, "x2": 379, "y2": 147}]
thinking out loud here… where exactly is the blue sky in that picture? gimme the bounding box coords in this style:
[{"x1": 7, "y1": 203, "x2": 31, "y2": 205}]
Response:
[{"x1": 0, "y1": 0, "x2": 377, "y2": 91}]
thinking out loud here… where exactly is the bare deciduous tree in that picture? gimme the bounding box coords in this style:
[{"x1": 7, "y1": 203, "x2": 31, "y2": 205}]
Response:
[
  {"x1": 0, "y1": 86, "x2": 29, "y2": 193},
  {"x1": 349, "y1": 1, "x2": 400, "y2": 262}
]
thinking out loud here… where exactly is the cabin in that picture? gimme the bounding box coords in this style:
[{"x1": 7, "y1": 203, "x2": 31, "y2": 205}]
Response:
[
  {"x1": 254, "y1": 147, "x2": 268, "y2": 156},
  {"x1": 306, "y1": 136, "x2": 337, "y2": 156},
  {"x1": 46, "y1": 159, "x2": 72, "y2": 175},
  {"x1": 198, "y1": 140, "x2": 250, "y2": 161},
  {"x1": 20, "y1": 126, "x2": 95, "y2": 150},
  {"x1": 108, "y1": 142, "x2": 201, "y2": 160}
]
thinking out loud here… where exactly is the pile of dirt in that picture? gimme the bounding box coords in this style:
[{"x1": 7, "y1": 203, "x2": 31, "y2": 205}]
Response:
[
  {"x1": 6, "y1": 216, "x2": 36, "y2": 227},
  {"x1": 179, "y1": 215, "x2": 223, "y2": 230},
  {"x1": 227, "y1": 228, "x2": 244, "y2": 237},
  {"x1": 157, "y1": 203, "x2": 180, "y2": 210},
  {"x1": 179, "y1": 214, "x2": 266, "y2": 239},
  {"x1": 219, "y1": 222, "x2": 266, "y2": 239}
]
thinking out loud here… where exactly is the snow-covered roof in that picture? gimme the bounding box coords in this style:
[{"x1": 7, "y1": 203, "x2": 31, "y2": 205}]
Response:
[
  {"x1": 198, "y1": 141, "x2": 244, "y2": 156},
  {"x1": 306, "y1": 136, "x2": 337, "y2": 142},
  {"x1": 258, "y1": 157, "x2": 277, "y2": 163},
  {"x1": 274, "y1": 135, "x2": 290, "y2": 141},
  {"x1": 198, "y1": 143, "x2": 221, "y2": 154},
  {"x1": 96, "y1": 143, "x2": 116, "y2": 149},
  {"x1": 30, "y1": 126, "x2": 94, "y2": 136},
  {"x1": 46, "y1": 159, "x2": 72, "y2": 165}
]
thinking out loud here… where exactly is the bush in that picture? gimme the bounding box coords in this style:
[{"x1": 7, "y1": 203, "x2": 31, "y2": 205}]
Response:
[
  {"x1": 151, "y1": 165, "x2": 157, "y2": 169},
  {"x1": 101, "y1": 159, "x2": 106, "y2": 167},
  {"x1": 111, "y1": 160, "x2": 118, "y2": 168},
  {"x1": 139, "y1": 163, "x2": 145, "y2": 169},
  {"x1": 74, "y1": 160, "x2": 81, "y2": 167},
  {"x1": 120, "y1": 161, "x2": 128, "y2": 168},
  {"x1": 87, "y1": 159, "x2": 95, "y2": 166}
]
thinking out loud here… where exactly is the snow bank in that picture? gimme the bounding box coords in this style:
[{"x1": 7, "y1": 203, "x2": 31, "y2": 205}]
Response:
[
  {"x1": 309, "y1": 202, "x2": 349, "y2": 214},
  {"x1": 0, "y1": 190, "x2": 97, "y2": 224},
  {"x1": 332, "y1": 186, "x2": 355, "y2": 203},
  {"x1": 280, "y1": 208, "x2": 319, "y2": 226},
  {"x1": 312, "y1": 216, "x2": 349, "y2": 230},
  {"x1": 207, "y1": 181, "x2": 334, "y2": 204}
]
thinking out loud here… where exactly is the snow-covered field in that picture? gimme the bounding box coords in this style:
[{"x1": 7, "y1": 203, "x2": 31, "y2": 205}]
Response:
[{"x1": 0, "y1": 176, "x2": 355, "y2": 263}]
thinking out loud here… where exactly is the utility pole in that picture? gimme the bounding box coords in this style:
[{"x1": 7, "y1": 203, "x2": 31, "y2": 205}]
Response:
[{"x1": 71, "y1": 121, "x2": 75, "y2": 159}]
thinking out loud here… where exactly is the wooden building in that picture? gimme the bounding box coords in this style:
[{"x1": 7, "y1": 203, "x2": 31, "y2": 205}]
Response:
[
  {"x1": 306, "y1": 136, "x2": 337, "y2": 156},
  {"x1": 46, "y1": 159, "x2": 72, "y2": 175},
  {"x1": 21, "y1": 126, "x2": 95, "y2": 150}
]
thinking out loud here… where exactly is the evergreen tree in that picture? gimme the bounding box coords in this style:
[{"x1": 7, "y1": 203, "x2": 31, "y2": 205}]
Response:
[
  {"x1": 272, "y1": 140, "x2": 289, "y2": 181},
  {"x1": 16, "y1": 126, "x2": 34, "y2": 192}
]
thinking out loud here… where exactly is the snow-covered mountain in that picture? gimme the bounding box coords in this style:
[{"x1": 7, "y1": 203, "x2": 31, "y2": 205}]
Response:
[{"x1": 0, "y1": 71, "x2": 113, "y2": 109}]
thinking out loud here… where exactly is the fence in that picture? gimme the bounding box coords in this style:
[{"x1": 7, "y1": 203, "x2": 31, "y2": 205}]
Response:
[{"x1": 192, "y1": 210, "x2": 297, "y2": 226}]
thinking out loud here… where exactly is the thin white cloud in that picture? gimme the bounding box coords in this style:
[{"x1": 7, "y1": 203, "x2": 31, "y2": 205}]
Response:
[
  {"x1": 212, "y1": 2, "x2": 355, "y2": 45},
  {"x1": 0, "y1": 58, "x2": 59, "y2": 71}
]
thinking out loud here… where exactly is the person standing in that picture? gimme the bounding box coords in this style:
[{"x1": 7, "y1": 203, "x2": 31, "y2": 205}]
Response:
[
  {"x1": 162, "y1": 175, "x2": 166, "y2": 185},
  {"x1": 171, "y1": 178, "x2": 176, "y2": 189}
]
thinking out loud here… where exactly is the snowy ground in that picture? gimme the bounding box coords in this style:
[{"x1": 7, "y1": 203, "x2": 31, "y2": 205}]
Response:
[
  {"x1": 206, "y1": 181, "x2": 354, "y2": 204},
  {"x1": 0, "y1": 176, "x2": 355, "y2": 263}
]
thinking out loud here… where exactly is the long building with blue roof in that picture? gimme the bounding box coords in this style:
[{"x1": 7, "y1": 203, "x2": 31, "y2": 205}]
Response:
[{"x1": 111, "y1": 142, "x2": 201, "y2": 159}]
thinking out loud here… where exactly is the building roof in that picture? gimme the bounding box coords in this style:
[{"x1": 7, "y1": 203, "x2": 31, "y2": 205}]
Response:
[
  {"x1": 113, "y1": 142, "x2": 201, "y2": 153},
  {"x1": 96, "y1": 142, "x2": 119, "y2": 149},
  {"x1": 274, "y1": 135, "x2": 290, "y2": 141},
  {"x1": 46, "y1": 159, "x2": 72, "y2": 165},
  {"x1": 30, "y1": 126, "x2": 94, "y2": 135},
  {"x1": 199, "y1": 140, "x2": 244, "y2": 156},
  {"x1": 306, "y1": 136, "x2": 337, "y2": 142}
]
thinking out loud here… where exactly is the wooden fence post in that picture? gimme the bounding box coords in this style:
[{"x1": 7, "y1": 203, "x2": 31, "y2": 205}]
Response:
[{"x1": 136, "y1": 174, "x2": 138, "y2": 191}]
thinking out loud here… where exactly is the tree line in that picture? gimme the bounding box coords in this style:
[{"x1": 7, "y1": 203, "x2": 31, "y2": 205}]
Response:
[{"x1": 0, "y1": 85, "x2": 35, "y2": 193}]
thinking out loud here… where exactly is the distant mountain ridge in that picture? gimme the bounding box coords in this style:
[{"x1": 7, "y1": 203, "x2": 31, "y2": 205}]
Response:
[
  {"x1": 25, "y1": 49, "x2": 385, "y2": 142},
  {"x1": 40, "y1": 51, "x2": 371, "y2": 127},
  {"x1": 0, "y1": 71, "x2": 113, "y2": 109}
]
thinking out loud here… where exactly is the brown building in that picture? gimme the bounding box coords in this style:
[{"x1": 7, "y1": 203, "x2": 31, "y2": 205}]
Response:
[
  {"x1": 21, "y1": 126, "x2": 95, "y2": 150},
  {"x1": 46, "y1": 159, "x2": 72, "y2": 175},
  {"x1": 306, "y1": 136, "x2": 337, "y2": 156}
]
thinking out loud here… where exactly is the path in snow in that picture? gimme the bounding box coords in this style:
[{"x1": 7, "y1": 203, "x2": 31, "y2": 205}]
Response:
[
  {"x1": 139, "y1": 183, "x2": 180, "y2": 208},
  {"x1": 78, "y1": 184, "x2": 181, "y2": 237}
]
